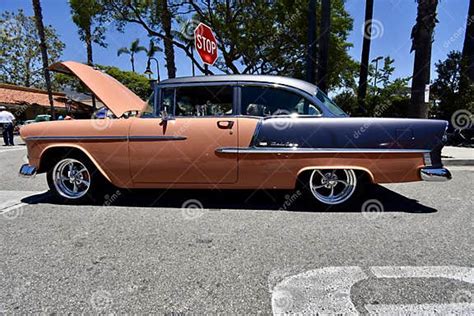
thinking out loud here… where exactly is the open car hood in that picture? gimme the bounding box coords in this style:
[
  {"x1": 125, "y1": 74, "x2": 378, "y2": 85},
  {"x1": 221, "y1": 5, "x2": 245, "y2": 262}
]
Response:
[{"x1": 49, "y1": 61, "x2": 146, "y2": 117}]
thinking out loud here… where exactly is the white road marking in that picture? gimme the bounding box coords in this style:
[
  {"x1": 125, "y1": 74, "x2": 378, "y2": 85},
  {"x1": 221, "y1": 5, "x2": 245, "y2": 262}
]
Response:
[
  {"x1": 371, "y1": 266, "x2": 474, "y2": 284},
  {"x1": 0, "y1": 190, "x2": 47, "y2": 216},
  {"x1": 365, "y1": 303, "x2": 474, "y2": 315},
  {"x1": 271, "y1": 266, "x2": 474, "y2": 315},
  {"x1": 0, "y1": 147, "x2": 26, "y2": 154},
  {"x1": 271, "y1": 266, "x2": 368, "y2": 315}
]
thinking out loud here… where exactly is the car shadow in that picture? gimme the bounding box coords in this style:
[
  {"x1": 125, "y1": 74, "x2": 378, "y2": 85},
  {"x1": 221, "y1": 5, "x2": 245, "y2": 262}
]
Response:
[{"x1": 21, "y1": 184, "x2": 437, "y2": 214}]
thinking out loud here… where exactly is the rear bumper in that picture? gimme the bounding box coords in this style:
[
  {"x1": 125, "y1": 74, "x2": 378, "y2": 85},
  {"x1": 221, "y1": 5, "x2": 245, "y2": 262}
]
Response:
[
  {"x1": 420, "y1": 167, "x2": 452, "y2": 182},
  {"x1": 19, "y1": 164, "x2": 37, "y2": 177}
]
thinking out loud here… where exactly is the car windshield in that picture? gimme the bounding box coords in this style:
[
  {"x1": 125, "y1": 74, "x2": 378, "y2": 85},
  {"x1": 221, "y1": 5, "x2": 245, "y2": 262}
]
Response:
[{"x1": 315, "y1": 89, "x2": 348, "y2": 117}]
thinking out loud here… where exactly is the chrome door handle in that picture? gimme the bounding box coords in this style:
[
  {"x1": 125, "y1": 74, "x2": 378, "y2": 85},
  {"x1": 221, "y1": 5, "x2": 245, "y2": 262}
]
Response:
[{"x1": 217, "y1": 120, "x2": 234, "y2": 129}]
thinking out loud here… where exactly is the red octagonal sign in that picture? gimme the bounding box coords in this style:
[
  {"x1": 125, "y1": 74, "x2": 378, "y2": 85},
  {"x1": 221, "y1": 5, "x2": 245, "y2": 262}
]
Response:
[{"x1": 194, "y1": 22, "x2": 218, "y2": 66}]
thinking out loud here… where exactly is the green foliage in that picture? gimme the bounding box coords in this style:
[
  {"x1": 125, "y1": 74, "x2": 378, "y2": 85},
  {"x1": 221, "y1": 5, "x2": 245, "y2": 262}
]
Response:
[
  {"x1": 103, "y1": 0, "x2": 357, "y2": 90},
  {"x1": 187, "y1": 0, "x2": 357, "y2": 90},
  {"x1": 334, "y1": 57, "x2": 411, "y2": 117},
  {"x1": 117, "y1": 38, "x2": 147, "y2": 71},
  {"x1": 55, "y1": 64, "x2": 151, "y2": 100},
  {"x1": 97, "y1": 65, "x2": 151, "y2": 100},
  {"x1": 0, "y1": 10, "x2": 65, "y2": 88},
  {"x1": 69, "y1": 0, "x2": 108, "y2": 47},
  {"x1": 431, "y1": 51, "x2": 474, "y2": 121}
]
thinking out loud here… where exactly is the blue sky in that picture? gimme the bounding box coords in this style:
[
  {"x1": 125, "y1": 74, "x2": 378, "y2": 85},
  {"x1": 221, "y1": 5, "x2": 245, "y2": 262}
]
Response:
[{"x1": 1, "y1": 0, "x2": 470, "y2": 82}]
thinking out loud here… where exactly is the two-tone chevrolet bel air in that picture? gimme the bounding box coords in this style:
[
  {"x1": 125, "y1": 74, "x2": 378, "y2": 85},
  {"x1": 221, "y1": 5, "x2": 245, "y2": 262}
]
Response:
[{"x1": 19, "y1": 61, "x2": 451, "y2": 206}]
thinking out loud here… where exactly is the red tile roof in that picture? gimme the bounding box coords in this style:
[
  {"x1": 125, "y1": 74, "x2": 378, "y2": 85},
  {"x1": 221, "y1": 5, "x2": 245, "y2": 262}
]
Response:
[{"x1": 0, "y1": 83, "x2": 68, "y2": 108}]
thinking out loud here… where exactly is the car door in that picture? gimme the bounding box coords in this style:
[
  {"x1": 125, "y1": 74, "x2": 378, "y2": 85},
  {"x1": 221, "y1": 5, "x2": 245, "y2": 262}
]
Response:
[{"x1": 129, "y1": 84, "x2": 238, "y2": 184}]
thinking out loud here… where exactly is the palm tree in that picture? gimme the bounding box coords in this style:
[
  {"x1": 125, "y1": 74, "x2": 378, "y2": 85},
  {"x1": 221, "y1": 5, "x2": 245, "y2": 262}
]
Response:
[
  {"x1": 117, "y1": 39, "x2": 146, "y2": 72},
  {"x1": 317, "y1": 0, "x2": 331, "y2": 93},
  {"x1": 32, "y1": 0, "x2": 55, "y2": 120},
  {"x1": 146, "y1": 39, "x2": 162, "y2": 60},
  {"x1": 409, "y1": 0, "x2": 439, "y2": 118},
  {"x1": 158, "y1": 0, "x2": 176, "y2": 78},
  {"x1": 461, "y1": 0, "x2": 474, "y2": 89},
  {"x1": 306, "y1": 0, "x2": 317, "y2": 84},
  {"x1": 357, "y1": 0, "x2": 374, "y2": 115}
]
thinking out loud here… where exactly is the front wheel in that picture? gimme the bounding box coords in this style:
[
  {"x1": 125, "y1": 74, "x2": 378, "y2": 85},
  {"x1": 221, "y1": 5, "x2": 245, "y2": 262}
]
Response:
[{"x1": 47, "y1": 155, "x2": 105, "y2": 204}]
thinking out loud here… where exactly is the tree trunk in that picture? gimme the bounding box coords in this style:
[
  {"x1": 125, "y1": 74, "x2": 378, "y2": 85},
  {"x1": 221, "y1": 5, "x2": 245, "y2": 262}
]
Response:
[
  {"x1": 32, "y1": 0, "x2": 55, "y2": 120},
  {"x1": 317, "y1": 0, "x2": 331, "y2": 93},
  {"x1": 85, "y1": 27, "x2": 93, "y2": 65},
  {"x1": 160, "y1": 0, "x2": 176, "y2": 78},
  {"x1": 131, "y1": 54, "x2": 135, "y2": 72},
  {"x1": 357, "y1": 0, "x2": 374, "y2": 115},
  {"x1": 306, "y1": 0, "x2": 317, "y2": 84},
  {"x1": 409, "y1": 0, "x2": 438, "y2": 118},
  {"x1": 461, "y1": 0, "x2": 474, "y2": 89},
  {"x1": 85, "y1": 25, "x2": 97, "y2": 111}
]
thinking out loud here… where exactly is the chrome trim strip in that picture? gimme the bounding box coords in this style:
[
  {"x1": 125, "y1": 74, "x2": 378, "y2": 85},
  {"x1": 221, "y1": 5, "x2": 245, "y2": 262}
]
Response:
[
  {"x1": 25, "y1": 135, "x2": 187, "y2": 142},
  {"x1": 420, "y1": 167, "x2": 452, "y2": 182},
  {"x1": 128, "y1": 136, "x2": 187, "y2": 141},
  {"x1": 25, "y1": 136, "x2": 127, "y2": 142},
  {"x1": 216, "y1": 147, "x2": 431, "y2": 154}
]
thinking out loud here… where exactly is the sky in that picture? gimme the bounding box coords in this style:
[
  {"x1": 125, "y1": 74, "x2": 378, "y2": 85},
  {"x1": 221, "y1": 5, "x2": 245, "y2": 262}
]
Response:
[{"x1": 0, "y1": 0, "x2": 471, "y2": 82}]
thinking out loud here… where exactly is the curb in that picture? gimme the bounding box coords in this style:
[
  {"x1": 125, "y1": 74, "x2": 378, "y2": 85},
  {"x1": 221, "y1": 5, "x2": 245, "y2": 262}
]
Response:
[{"x1": 443, "y1": 159, "x2": 474, "y2": 166}]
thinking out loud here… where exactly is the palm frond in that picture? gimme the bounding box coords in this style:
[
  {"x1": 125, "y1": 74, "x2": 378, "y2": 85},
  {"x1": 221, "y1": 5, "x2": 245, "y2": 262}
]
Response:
[{"x1": 117, "y1": 47, "x2": 130, "y2": 56}]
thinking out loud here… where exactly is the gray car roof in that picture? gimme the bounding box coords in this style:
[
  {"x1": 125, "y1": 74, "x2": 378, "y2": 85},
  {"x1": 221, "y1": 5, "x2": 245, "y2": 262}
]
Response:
[{"x1": 159, "y1": 75, "x2": 318, "y2": 96}]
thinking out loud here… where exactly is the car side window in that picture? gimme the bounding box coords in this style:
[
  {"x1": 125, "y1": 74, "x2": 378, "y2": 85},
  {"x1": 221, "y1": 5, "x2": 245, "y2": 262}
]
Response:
[
  {"x1": 241, "y1": 86, "x2": 321, "y2": 116},
  {"x1": 160, "y1": 88, "x2": 174, "y2": 116},
  {"x1": 175, "y1": 85, "x2": 233, "y2": 117}
]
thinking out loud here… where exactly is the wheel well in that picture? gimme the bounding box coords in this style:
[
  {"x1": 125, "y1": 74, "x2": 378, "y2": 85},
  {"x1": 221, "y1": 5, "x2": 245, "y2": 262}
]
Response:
[
  {"x1": 295, "y1": 168, "x2": 373, "y2": 190},
  {"x1": 37, "y1": 147, "x2": 90, "y2": 173}
]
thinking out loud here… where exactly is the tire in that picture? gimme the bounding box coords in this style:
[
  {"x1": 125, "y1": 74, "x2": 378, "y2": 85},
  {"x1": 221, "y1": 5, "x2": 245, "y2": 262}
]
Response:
[
  {"x1": 298, "y1": 168, "x2": 367, "y2": 209},
  {"x1": 47, "y1": 153, "x2": 110, "y2": 204}
]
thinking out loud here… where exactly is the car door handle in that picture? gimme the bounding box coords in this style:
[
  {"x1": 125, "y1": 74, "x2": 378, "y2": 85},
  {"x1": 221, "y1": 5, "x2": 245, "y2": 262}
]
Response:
[{"x1": 217, "y1": 120, "x2": 234, "y2": 129}]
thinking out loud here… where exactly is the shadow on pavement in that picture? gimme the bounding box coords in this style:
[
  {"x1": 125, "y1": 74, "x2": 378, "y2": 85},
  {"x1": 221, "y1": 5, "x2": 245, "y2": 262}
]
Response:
[{"x1": 21, "y1": 184, "x2": 437, "y2": 214}]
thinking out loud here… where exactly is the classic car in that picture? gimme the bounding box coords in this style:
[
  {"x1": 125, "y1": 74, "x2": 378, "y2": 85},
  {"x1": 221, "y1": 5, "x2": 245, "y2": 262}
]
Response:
[{"x1": 19, "y1": 61, "x2": 451, "y2": 206}]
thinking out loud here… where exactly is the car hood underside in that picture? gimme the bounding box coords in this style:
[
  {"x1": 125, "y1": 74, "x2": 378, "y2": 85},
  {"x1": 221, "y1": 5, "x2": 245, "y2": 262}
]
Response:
[{"x1": 49, "y1": 61, "x2": 146, "y2": 117}]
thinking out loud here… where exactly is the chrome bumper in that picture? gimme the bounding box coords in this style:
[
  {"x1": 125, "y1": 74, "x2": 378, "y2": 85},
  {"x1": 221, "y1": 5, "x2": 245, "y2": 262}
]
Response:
[
  {"x1": 19, "y1": 164, "x2": 37, "y2": 177},
  {"x1": 420, "y1": 167, "x2": 452, "y2": 182}
]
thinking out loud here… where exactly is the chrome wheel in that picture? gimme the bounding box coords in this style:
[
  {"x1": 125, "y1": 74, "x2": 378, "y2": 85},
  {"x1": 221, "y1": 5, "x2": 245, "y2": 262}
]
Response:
[
  {"x1": 309, "y1": 169, "x2": 357, "y2": 205},
  {"x1": 52, "y1": 158, "x2": 91, "y2": 199}
]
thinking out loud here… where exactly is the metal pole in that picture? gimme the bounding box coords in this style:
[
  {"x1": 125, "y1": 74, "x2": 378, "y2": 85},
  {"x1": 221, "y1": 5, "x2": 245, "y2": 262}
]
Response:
[{"x1": 191, "y1": 46, "x2": 195, "y2": 77}]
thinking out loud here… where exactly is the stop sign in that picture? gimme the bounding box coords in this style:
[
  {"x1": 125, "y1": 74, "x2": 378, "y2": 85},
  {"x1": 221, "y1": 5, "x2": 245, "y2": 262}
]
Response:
[{"x1": 194, "y1": 23, "x2": 218, "y2": 66}]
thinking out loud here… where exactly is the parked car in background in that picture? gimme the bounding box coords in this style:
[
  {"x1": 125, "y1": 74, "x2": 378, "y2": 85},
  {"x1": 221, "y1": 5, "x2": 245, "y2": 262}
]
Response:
[{"x1": 20, "y1": 61, "x2": 451, "y2": 206}]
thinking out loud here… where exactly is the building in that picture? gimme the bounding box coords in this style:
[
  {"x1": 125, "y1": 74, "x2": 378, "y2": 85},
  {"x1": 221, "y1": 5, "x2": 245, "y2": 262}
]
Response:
[{"x1": 0, "y1": 83, "x2": 93, "y2": 122}]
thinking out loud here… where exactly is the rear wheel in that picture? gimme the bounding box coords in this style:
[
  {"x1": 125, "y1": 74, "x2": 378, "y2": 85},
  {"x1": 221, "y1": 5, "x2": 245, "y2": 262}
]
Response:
[
  {"x1": 47, "y1": 154, "x2": 107, "y2": 204},
  {"x1": 299, "y1": 168, "x2": 366, "y2": 208},
  {"x1": 309, "y1": 169, "x2": 357, "y2": 205}
]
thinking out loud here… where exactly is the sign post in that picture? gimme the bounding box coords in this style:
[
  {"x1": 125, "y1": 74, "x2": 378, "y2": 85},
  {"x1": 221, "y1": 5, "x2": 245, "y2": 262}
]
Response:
[{"x1": 194, "y1": 22, "x2": 218, "y2": 74}]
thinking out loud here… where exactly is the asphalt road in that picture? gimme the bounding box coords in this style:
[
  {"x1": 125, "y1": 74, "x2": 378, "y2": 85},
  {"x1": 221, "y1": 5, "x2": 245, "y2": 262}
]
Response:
[{"x1": 0, "y1": 143, "x2": 473, "y2": 314}]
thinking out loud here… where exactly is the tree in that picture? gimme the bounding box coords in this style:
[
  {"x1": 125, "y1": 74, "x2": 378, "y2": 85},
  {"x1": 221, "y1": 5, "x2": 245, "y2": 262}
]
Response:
[
  {"x1": 334, "y1": 57, "x2": 411, "y2": 117},
  {"x1": 97, "y1": 65, "x2": 152, "y2": 100},
  {"x1": 117, "y1": 38, "x2": 146, "y2": 72},
  {"x1": 32, "y1": 0, "x2": 55, "y2": 119},
  {"x1": 158, "y1": 0, "x2": 176, "y2": 78},
  {"x1": 409, "y1": 0, "x2": 439, "y2": 118},
  {"x1": 104, "y1": 0, "x2": 357, "y2": 90},
  {"x1": 69, "y1": 0, "x2": 108, "y2": 65},
  {"x1": 306, "y1": 0, "x2": 317, "y2": 84},
  {"x1": 357, "y1": 0, "x2": 374, "y2": 114},
  {"x1": 432, "y1": 51, "x2": 474, "y2": 121},
  {"x1": 317, "y1": 0, "x2": 331, "y2": 93},
  {"x1": 0, "y1": 10, "x2": 64, "y2": 88},
  {"x1": 460, "y1": 0, "x2": 474, "y2": 90}
]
